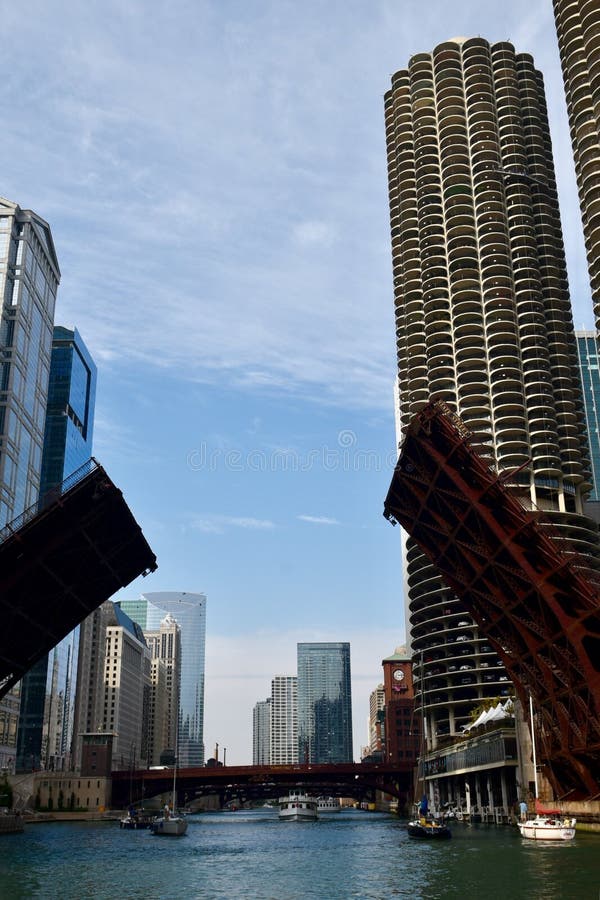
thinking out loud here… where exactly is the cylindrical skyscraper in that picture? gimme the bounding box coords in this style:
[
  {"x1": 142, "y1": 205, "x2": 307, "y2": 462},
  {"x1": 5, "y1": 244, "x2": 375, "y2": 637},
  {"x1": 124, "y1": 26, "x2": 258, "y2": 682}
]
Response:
[
  {"x1": 553, "y1": 1, "x2": 600, "y2": 332},
  {"x1": 385, "y1": 37, "x2": 600, "y2": 747}
]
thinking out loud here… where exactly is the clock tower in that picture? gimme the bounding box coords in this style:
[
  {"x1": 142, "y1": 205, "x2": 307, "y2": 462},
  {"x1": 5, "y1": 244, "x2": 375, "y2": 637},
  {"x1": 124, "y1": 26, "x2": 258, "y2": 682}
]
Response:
[{"x1": 382, "y1": 649, "x2": 419, "y2": 766}]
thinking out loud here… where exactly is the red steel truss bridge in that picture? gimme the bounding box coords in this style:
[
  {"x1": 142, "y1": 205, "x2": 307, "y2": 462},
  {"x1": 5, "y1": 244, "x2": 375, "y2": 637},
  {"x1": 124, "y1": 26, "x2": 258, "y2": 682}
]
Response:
[
  {"x1": 111, "y1": 762, "x2": 414, "y2": 809},
  {"x1": 383, "y1": 400, "x2": 600, "y2": 799}
]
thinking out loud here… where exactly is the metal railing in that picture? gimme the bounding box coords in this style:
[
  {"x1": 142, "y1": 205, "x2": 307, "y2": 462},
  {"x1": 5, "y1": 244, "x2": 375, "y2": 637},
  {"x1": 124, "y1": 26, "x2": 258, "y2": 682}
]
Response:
[{"x1": 0, "y1": 458, "x2": 100, "y2": 545}]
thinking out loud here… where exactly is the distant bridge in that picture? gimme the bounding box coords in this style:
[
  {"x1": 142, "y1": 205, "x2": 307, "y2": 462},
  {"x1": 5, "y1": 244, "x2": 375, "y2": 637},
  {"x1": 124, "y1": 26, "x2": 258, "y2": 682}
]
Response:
[{"x1": 111, "y1": 762, "x2": 414, "y2": 809}]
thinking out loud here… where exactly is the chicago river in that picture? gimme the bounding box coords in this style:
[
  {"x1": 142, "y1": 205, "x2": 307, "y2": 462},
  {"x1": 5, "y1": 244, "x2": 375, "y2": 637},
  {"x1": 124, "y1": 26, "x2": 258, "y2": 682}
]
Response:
[{"x1": 1, "y1": 810, "x2": 598, "y2": 900}]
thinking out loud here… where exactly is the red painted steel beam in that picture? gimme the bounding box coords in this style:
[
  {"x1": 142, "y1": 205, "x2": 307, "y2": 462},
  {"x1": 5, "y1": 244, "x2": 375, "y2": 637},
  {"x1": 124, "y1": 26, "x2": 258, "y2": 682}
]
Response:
[{"x1": 384, "y1": 400, "x2": 600, "y2": 798}]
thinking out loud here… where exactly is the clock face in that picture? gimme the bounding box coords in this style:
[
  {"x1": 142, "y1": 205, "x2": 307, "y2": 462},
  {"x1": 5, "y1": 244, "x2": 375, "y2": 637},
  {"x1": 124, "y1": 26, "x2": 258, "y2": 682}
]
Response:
[{"x1": 393, "y1": 669, "x2": 405, "y2": 682}]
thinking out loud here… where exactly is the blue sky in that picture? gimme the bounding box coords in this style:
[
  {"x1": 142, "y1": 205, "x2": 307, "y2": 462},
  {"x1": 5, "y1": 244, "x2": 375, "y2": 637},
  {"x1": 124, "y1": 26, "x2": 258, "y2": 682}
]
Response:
[{"x1": 2, "y1": 0, "x2": 594, "y2": 762}]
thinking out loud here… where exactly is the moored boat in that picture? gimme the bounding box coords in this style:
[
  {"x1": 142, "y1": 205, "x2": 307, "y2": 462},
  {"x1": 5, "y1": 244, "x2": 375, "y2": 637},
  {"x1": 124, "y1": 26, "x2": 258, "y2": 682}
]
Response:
[
  {"x1": 120, "y1": 809, "x2": 154, "y2": 830},
  {"x1": 407, "y1": 817, "x2": 451, "y2": 840},
  {"x1": 278, "y1": 792, "x2": 318, "y2": 821}
]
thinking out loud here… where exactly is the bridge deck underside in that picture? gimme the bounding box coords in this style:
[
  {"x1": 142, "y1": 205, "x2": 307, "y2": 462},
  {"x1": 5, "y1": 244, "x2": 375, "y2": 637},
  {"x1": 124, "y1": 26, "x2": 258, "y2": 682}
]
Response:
[
  {"x1": 111, "y1": 763, "x2": 414, "y2": 809},
  {"x1": 384, "y1": 402, "x2": 600, "y2": 799},
  {"x1": 0, "y1": 464, "x2": 157, "y2": 697}
]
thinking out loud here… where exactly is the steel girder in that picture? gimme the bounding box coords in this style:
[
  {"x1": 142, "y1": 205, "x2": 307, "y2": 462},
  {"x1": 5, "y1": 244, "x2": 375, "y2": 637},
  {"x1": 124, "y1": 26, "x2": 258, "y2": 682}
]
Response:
[{"x1": 384, "y1": 400, "x2": 600, "y2": 798}]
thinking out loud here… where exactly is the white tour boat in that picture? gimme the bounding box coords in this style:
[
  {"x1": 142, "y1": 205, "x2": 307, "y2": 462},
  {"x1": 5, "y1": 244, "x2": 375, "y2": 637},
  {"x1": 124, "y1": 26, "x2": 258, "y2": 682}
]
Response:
[
  {"x1": 278, "y1": 792, "x2": 319, "y2": 821},
  {"x1": 517, "y1": 696, "x2": 576, "y2": 842},
  {"x1": 317, "y1": 796, "x2": 341, "y2": 814}
]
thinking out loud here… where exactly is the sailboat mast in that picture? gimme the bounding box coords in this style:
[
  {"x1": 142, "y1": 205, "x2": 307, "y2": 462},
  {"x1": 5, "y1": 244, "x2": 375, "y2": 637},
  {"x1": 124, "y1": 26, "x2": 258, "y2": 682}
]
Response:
[{"x1": 529, "y1": 694, "x2": 538, "y2": 800}]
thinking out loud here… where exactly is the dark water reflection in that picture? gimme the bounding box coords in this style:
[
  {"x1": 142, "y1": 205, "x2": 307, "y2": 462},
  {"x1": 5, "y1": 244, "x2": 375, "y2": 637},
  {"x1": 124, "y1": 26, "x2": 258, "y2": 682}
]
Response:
[{"x1": 0, "y1": 810, "x2": 598, "y2": 899}]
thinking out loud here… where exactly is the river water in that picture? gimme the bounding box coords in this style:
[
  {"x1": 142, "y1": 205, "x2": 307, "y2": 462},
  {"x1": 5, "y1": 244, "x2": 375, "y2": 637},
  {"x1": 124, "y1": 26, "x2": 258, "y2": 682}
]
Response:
[{"x1": 1, "y1": 809, "x2": 598, "y2": 900}]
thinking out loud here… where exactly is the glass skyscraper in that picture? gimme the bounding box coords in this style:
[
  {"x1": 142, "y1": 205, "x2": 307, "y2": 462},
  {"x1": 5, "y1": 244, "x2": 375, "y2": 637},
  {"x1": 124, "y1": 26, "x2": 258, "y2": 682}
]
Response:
[
  {"x1": 15, "y1": 326, "x2": 97, "y2": 772},
  {"x1": 297, "y1": 642, "x2": 353, "y2": 764},
  {"x1": 0, "y1": 198, "x2": 60, "y2": 772},
  {"x1": 117, "y1": 592, "x2": 207, "y2": 767},
  {"x1": 576, "y1": 330, "x2": 600, "y2": 506}
]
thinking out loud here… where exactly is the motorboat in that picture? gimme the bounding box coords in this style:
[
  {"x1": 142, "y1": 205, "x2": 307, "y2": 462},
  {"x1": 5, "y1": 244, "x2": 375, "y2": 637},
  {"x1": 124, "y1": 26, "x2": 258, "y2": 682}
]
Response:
[
  {"x1": 317, "y1": 796, "x2": 340, "y2": 814},
  {"x1": 278, "y1": 792, "x2": 319, "y2": 821},
  {"x1": 407, "y1": 817, "x2": 451, "y2": 840}
]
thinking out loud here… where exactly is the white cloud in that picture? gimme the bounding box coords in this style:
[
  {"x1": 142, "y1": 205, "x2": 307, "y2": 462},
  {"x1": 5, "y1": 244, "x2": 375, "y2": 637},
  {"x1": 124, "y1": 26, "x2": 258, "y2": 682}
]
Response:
[
  {"x1": 297, "y1": 514, "x2": 341, "y2": 525},
  {"x1": 190, "y1": 514, "x2": 276, "y2": 534},
  {"x1": 292, "y1": 220, "x2": 337, "y2": 248}
]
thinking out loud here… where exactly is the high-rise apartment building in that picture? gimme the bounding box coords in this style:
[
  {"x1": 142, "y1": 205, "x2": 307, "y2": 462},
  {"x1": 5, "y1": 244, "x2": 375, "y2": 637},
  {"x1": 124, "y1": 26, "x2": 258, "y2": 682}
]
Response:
[
  {"x1": 16, "y1": 326, "x2": 97, "y2": 772},
  {"x1": 297, "y1": 643, "x2": 353, "y2": 764},
  {"x1": 117, "y1": 592, "x2": 206, "y2": 766},
  {"x1": 385, "y1": 37, "x2": 599, "y2": 748},
  {"x1": 252, "y1": 698, "x2": 271, "y2": 765},
  {"x1": 269, "y1": 676, "x2": 297, "y2": 765},
  {"x1": 0, "y1": 198, "x2": 60, "y2": 772},
  {"x1": 145, "y1": 613, "x2": 181, "y2": 765},
  {"x1": 553, "y1": 1, "x2": 600, "y2": 331}
]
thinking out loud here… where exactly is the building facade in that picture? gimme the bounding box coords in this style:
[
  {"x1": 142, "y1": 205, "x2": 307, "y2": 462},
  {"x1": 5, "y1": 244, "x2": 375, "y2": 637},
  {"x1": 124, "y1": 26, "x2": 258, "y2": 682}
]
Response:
[
  {"x1": 15, "y1": 326, "x2": 97, "y2": 773},
  {"x1": 297, "y1": 643, "x2": 353, "y2": 764},
  {"x1": 0, "y1": 197, "x2": 59, "y2": 528},
  {"x1": 553, "y1": 1, "x2": 600, "y2": 332},
  {"x1": 368, "y1": 684, "x2": 385, "y2": 758},
  {"x1": 144, "y1": 613, "x2": 181, "y2": 765},
  {"x1": 117, "y1": 592, "x2": 206, "y2": 766},
  {"x1": 576, "y1": 330, "x2": 600, "y2": 516},
  {"x1": 269, "y1": 676, "x2": 297, "y2": 765},
  {"x1": 0, "y1": 198, "x2": 60, "y2": 772},
  {"x1": 252, "y1": 698, "x2": 271, "y2": 765},
  {"x1": 72, "y1": 603, "x2": 150, "y2": 772},
  {"x1": 381, "y1": 652, "x2": 419, "y2": 767},
  {"x1": 384, "y1": 37, "x2": 599, "y2": 749}
]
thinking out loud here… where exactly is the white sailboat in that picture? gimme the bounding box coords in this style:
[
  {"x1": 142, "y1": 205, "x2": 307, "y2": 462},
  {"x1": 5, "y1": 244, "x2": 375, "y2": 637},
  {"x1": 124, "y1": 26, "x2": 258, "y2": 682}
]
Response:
[
  {"x1": 517, "y1": 696, "x2": 575, "y2": 842},
  {"x1": 151, "y1": 755, "x2": 188, "y2": 836}
]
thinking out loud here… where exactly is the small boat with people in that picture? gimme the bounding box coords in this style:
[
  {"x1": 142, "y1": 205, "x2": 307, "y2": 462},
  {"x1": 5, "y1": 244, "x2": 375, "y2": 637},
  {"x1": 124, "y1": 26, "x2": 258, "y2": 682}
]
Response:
[
  {"x1": 150, "y1": 746, "x2": 188, "y2": 837},
  {"x1": 517, "y1": 697, "x2": 576, "y2": 842},
  {"x1": 406, "y1": 817, "x2": 452, "y2": 840},
  {"x1": 151, "y1": 802, "x2": 188, "y2": 836},
  {"x1": 278, "y1": 791, "x2": 319, "y2": 821},
  {"x1": 407, "y1": 794, "x2": 451, "y2": 840},
  {"x1": 518, "y1": 808, "x2": 576, "y2": 842}
]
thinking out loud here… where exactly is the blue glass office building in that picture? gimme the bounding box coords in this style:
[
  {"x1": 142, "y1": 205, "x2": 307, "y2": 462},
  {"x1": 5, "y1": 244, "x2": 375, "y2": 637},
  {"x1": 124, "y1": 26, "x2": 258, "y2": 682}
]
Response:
[
  {"x1": 576, "y1": 331, "x2": 600, "y2": 504},
  {"x1": 297, "y1": 642, "x2": 353, "y2": 764},
  {"x1": 117, "y1": 592, "x2": 207, "y2": 767},
  {"x1": 15, "y1": 327, "x2": 97, "y2": 771}
]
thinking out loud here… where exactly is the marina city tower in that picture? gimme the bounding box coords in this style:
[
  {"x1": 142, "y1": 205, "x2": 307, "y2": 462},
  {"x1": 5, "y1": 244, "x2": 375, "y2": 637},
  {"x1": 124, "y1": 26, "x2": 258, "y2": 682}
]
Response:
[
  {"x1": 384, "y1": 37, "x2": 600, "y2": 748},
  {"x1": 553, "y1": 0, "x2": 600, "y2": 333}
]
